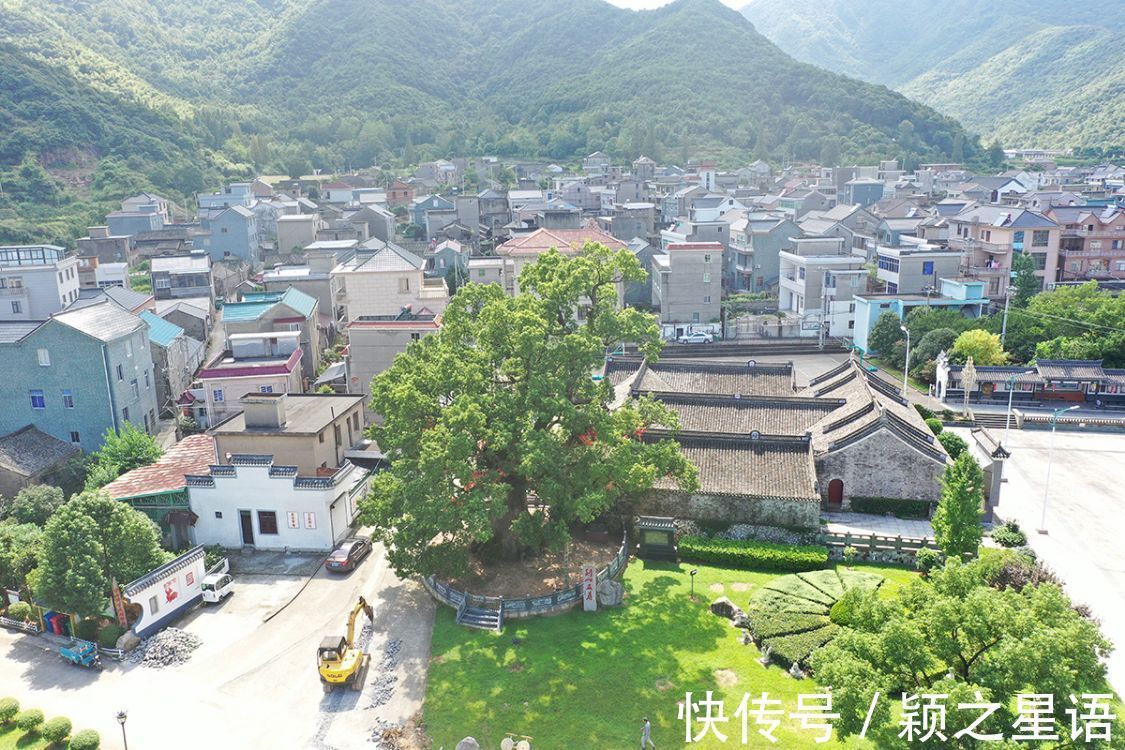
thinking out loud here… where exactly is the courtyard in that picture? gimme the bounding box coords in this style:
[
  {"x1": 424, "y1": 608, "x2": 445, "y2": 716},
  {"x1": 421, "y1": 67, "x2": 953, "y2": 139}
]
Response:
[{"x1": 424, "y1": 559, "x2": 917, "y2": 749}]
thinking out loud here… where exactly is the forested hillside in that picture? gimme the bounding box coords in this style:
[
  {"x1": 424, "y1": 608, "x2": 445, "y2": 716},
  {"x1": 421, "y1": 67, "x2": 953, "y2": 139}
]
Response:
[
  {"x1": 740, "y1": 0, "x2": 1125, "y2": 153},
  {"x1": 0, "y1": 0, "x2": 984, "y2": 243}
]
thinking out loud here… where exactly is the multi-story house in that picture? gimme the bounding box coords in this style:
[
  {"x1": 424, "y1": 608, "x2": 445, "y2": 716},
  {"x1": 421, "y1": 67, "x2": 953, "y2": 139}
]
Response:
[
  {"x1": 151, "y1": 253, "x2": 214, "y2": 303},
  {"x1": 198, "y1": 331, "x2": 304, "y2": 426},
  {"x1": 410, "y1": 195, "x2": 455, "y2": 230},
  {"x1": 139, "y1": 311, "x2": 205, "y2": 416},
  {"x1": 632, "y1": 156, "x2": 656, "y2": 181},
  {"x1": 478, "y1": 189, "x2": 511, "y2": 234},
  {"x1": 277, "y1": 214, "x2": 324, "y2": 255},
  {"x1": 778, "y1": 237, "x2": 867, "y2": 338},
  {"x1": 689, "y1": 195, "x2": 745, "y2": 222},
  {"x1": 0, "y1": 245, "x2": 81, "y2": 321},
  {"x1": 852, "y1": 278, "x2": 989, "y2": 355},
  {"x1": 344, "y1": 308, "x2": 441, "y2": 414},
  {"x1": 387, "y1": 179, "x2": 415, "y2": 208},
  {"x1": 582, "y1": 151, "x2": 611, "y2": 176},
  {"x1": 650, "y1": 242, "x2": 723, "y2": 336},
  {"x1": 661, "y1": 185, "x2": 707, "y2": 223},
  {"x1": 608, "y1": 202, "x2": 656, "y2": 243},
  {"x1": 873, "y1": 239, "x2": 962, "y2": 294},
  {"x1": 948, "y1": 205, "x2": 1060, "y2": 295},
  {"x1": 199, "y1": 205, "x2": 258, "y2": 264},
  {"x1": 727, "y1": 212, "x2": 800, "y2": 294},
  {"x1": 1045, "y1": 205, "x2": 1125, "y2": 281},
  {"x1": 222, "y1": 287, "x2": 322, "y2": 381},
  {"x1": 76, "y1": 256, "x2": 127, "y2": 289},
  {"x1": 197, "y1": 182, "x2": 254, "y2": 215},
  {"x1": 331, "y1": 245, "x2": 448, "y2": 323},
  {"x1": 121, "y1": 193, "x2": 174, "y2": 225},
  {"x1": 494, "y1": 222, "x2": 628, "y2": 297},
  {"x1": 0, "y1": 300, "x2": 159, "y2": 451},
  {"x1": 76, "y1": 226, "x2": 135, "y2": 265}
]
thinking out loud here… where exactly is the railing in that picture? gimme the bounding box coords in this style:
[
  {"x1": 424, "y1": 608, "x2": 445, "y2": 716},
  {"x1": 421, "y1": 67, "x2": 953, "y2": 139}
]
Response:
[
  {"x1": 0, "y1": 287, "x2": 28, "y2": 297},
  {"x1": 950, "y1": 237, "x2": 1011, "y2": 255},
  {"x1": 425, "y1": 530, "x2": 629, "y2": 618},
  {"x1": 823, "y1": 531, "x2": 936, "y2": 555},
  {"x1": 0, "y1": 616, "x2": 39, "y2": 634}
]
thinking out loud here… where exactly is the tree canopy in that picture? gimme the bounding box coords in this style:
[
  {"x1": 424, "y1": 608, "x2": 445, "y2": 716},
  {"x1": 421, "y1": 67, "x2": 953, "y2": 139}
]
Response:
[
  {"x1": 952, "y1": 329, "x2": 1007, "y2": 366},
  {"x1": 932, "y1": 453, "x2": 985, "y2": 558},
  {"x1": 85, "y1": 424, "x2": 164, "y2": 490},
  {"x1": 868, "y1": 312, "x2": 905, "y2": 356},
  {"x1": 359, "y1": 244, "x2": 697, "y2": 577},
  {"x1": 0, "y1": 485, "x2": 66, "y2": 527}
]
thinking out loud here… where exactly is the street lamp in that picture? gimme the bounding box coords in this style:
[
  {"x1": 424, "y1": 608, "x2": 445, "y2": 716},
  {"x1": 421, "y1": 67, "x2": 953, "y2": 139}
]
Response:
[
  {"x1": 1003, "y1": 373, "x2": 1018, "y2": 446},
  {"x1": 1038, "y1": 404, "x2": 1080, "y2": 535},
  {"x1": 900, "y1": 325, "x2": 911, "y2": 399},
  {"x1": 689, "y1": 569, "x2": 698, "y2": 599},
  {"x1": 116, "y1": 710, "x2": 129, "y2": 750},
  {"x1": 1000, "y1": 284, "x2": 1017, "y2": 346}
]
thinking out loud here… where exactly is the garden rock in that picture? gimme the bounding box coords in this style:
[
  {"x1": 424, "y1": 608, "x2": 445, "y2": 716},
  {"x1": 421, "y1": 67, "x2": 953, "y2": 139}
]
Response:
[
  {"x1": 710, "y1": 596, "x2": 736, "y2": 619},
  {"x1": 125, "y1": 627, "x2": 201, "y2": 668},
  {"x1": 117, "y1": 631, "x2": 141, "y2": 652},
  {"x1": 597, "y1": 579, "x2": 624, "y2": 607},
  {"x1": 789, "y1": 663, "x2": 805, "y2": 680},
  {"x1": 456, "y1": 739, "x2": 481, "y2": 750},
  {"x1": 731, "y1": 609, "x2": 749, "y2": 629}
]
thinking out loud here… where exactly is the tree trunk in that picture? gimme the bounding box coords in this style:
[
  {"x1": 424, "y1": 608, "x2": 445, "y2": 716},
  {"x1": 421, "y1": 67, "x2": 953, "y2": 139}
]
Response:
[{"x1": 489, "y1": 478, "x2": 529, "y2": 560}]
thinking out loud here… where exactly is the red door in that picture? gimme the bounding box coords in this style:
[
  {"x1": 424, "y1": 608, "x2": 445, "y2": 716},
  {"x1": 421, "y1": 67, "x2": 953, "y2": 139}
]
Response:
[{"x1": 827, "y1": 479, "x2": 844, "y2": 510}]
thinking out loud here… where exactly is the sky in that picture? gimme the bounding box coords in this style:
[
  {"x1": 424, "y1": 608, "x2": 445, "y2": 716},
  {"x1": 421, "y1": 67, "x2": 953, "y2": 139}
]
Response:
[{"x1": 606, "y1": 0, "x2": 744, "y2": 8}]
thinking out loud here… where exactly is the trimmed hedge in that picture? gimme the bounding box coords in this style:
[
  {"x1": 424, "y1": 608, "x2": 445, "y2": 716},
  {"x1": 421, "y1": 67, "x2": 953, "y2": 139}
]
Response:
[
  {"x1": 70, "y1": 729, "x2": 101, "y2": 750},
  {"x1": 5, "y1": 601, "x2": 31, "y2": 622},
  {"x1": 925, "y1": 417, "x2": 944, "y2": 435},
  {"x1": 41, "y1": 716, "x2": 72, "y2": 744},
  {"x1": 797, "y1": 570, "x2": 845, "y2": 599},
  {"x1": 0, "y1": 698, "x2": 18, "y2": 724},
  {"x1": 761, "y1": 623, "x2": 840, "y2": 668},
  {"x1": 748, "y1": 588, "x2": 830, "y2": 615},
  {"x1": 746, "y1": 611, "x2": 828, "y2": 640},
  {"x1": 763, "y1": 576, "x2": 836, "y2": 607},
  {"x1": 914, "y1": 403, "x2": 935, "y2": 420},
  {"x1": 850, "y1": 496, "x2": 931, "y2": 519},
  {"x1": 15, "y1": 708, "x2": 43, "y2": 734},
  {"x1": 678, "y1": 537, "x2": 828, "y2": 572}
]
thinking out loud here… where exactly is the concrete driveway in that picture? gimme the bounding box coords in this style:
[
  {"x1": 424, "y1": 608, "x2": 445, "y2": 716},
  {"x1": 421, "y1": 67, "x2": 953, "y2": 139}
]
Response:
[
  {"x1": 0, "y1": 543, "x2": 434, "y2": 749},
  {"x1": 950, "y1": 427, "x2": 1125, "y2": 693}
]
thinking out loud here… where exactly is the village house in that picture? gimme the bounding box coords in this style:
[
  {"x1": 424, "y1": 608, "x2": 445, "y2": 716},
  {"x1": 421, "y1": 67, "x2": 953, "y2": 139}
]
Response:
[
  {"x1": 221, "y1": 287, "x2": 322, "y2": 380},
  {"x1": 1045, "y1": 205, "x2": 1125, "y2": 281},
  {"x1": 493, "y1": 220, "x2": 628, "y2": 297},
  {"x1": 778, "y1": 236, "x2": 867, "y2": 338},
  {"x1": 948, "y1": 205, "x2": 1060, "y2": 295},
  {"x1": 935, "y1": 356, "x2": 1125, "y2": 409},
  {"x1": 0, "y1": 245, "x2": 81, "y2": 321},
  {"x1": 650, "y1": 242, "x2": 723, "y2": 337},
  {"x1": 197, "y1": 331, "x2": 304, "y2": 426},
  {"x1": 727, "y1": 212, "x2": 800, "y2": 293},
  {"x1": 76, "y1": 226, "x2": 135, "y2": 265},
  {"x1": 344, "y1": 308, "x2": 441, "y2": 412},
  {"x1": 0, "y1": 425, "x2": 80, "y2": 499},
  {"x1": 139, "y1": 311, "x2": 205, "y2": 416},
  {"x1": 150, "y1": 253, "x2": 215, "y2": 303},
  {"x1": 330, "y1": 244, "x2": 449, "y2": 323}
]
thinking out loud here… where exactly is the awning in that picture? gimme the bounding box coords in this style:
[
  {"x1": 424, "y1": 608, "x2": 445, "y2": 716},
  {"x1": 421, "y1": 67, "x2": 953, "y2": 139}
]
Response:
[{"x1": 315, "y1": 361, "x2": 347, "y2": 385}]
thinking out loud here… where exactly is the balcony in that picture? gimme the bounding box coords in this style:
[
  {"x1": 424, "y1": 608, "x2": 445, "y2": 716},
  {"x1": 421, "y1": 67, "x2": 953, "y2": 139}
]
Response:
[
  {"x1": 949, "y1": 237, "x2": 1011, "y2": 255},
  {"x1": 0, "y1": 286, "x2": 28, "y2": 297},
  {"x1": 963, "y1": 265, "x2": 1011, "y2": 276},
  {"x1": 1070, "y1": 227, "x2": 1125, "y2": 238}
]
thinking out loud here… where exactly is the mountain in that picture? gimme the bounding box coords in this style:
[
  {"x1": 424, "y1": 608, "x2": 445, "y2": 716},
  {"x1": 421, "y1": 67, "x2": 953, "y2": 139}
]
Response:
[
  {"x1": 739, "y1": 0, "x2": 1125, "y2": 152},
  {"x1": 4, "y1": 0, "x2": 976, "y2": 168}
]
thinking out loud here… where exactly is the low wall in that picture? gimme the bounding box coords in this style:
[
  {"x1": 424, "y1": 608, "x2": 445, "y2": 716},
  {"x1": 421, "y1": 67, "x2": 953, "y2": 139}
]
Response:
[{"x1": 624, "y1": 490, "x2": 821, "y2": 529}]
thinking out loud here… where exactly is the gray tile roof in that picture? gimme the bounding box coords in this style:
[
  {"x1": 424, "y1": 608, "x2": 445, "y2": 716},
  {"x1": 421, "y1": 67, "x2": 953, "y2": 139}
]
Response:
[
  {"x1": 0, "y1": 321, "x2": 43, "y2": 344},
  {"x1": 649, "y1": 393, "x2": 839, "y2": 436},
  {"x1": 1035, "y1": 359, "x2": 1105, "y2": 380},
  {"x1": 631, "y1": 359, "x2": 794, "y2": 397},
  {"x1": 0, "y1": 425, "x2": 80, "y2": 478},
  {"x1": 52, "y1": 299, "x2": 144, "y2": 342}
]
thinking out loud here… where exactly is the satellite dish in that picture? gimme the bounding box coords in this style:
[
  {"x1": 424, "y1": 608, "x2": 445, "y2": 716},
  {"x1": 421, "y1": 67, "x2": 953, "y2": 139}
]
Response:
[{"x1": 501, "y1": 739, "x2": 515, "y2": 750}]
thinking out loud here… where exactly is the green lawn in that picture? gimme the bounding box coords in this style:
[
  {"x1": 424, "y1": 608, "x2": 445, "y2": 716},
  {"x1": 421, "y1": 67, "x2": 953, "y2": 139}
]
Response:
[
  {"x1": 0, "y1": 725, "x2": 48, "y2": 749},
  {"x1": 424, "y1": 560, "x2": 917, "y2": 749}
]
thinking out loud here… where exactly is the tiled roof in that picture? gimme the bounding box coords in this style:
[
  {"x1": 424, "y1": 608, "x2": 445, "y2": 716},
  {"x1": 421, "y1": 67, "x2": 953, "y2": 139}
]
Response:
[
  {"x1": 631, "y1": 359, "x2": 794, "y2": 397},
  {"x1": 52, "y1": 299, "x2": 144, "y2": 342},
  {"x1": 0, "y1": 321, "x2": 43, "y2": 344},
  {"x1": 151, "y1": 254, "x2": 210, "y2": 273},
  {"x1": 139, "y1": 311, "x2": 185, "y2": 347},
  {"x1": 1035, "y1": 359, "x2": 1106, "y2": 380},
  {"x1": 0, "y1": 425, "x2": 80, "y2": 478},
  {"x1": 497, "y1": 219, "x2": 627, "y2": 256},
  {"x1": 101, "y1": 434, "x2": 216, "y2": 500},
  {"x1": 219, "y1": 300, "x2": 274, "y2": 322},
  {"x1": 650, "y1": 393, "x2": 840, "y2": 436},
  {"x1": 947, "y1": 365, "x2": 1042, "y2": 385},
  {"x1": 649, "y1": 431, "x2": 818, "y2": 501}
]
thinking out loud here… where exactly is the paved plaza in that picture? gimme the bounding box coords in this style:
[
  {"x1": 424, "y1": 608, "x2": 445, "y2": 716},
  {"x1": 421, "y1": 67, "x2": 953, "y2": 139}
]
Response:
[{"x1": 823, "y1": 511, "x2": 934, "y2": 539}]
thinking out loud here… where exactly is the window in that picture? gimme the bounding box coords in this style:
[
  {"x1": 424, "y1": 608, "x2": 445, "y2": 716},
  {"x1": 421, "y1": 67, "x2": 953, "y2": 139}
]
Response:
[
  {"x1": 692, "y1": 312, "x2": 700, "y2": 322},
  {"x1": 213, "y1": 388, "x2": 224, "y2": 403},
  {"x1": 410, "y1": 332, "x2": 421, "y2": 340},
  {"x1": 398, "y1": 278, "x2": 410, "y2": 293},
  {"x1": 221, "y1": 227, "x2": 228, "y2": 233},
  {"x1": 877, "y1": 256, "x2": 900, "y2": 272},
  {"x1": 116, "y1": 364, "x2": 124, "y2": 381},
  {"x1": 798, "y1": 267, "x2": 806, "y2": 280},
  {"x1": 1115, "y1": 261, "x2": 1125, "y2": 272},
  {"x1": 69, "y1": 431, "x2": 80, "y2": 444},
  {"x1": 131, "y1": 379, "x2": 139, "y2": 398},
  {"x1": 478, "y1": 269, "x2": 485, "y2": 278},
  {"x1": 155, "y1": 277, "x2": 171, "y2": 289},
  {"x1": 37, "y1": 348, "x2": 50, "y2": 366},
  {"x1": 215, "y1": 511, "x2": 223, "y2": 519},
  {"x1": 125, "y1": 341, "x2": 133, "y2": 358},
  {"x1": 922, "y1": 261, "x2": 934, "y2": 275},
  {"x1": 11, "y1": 301, "x2": 21, "y2": 314},
  {"x1": 144, "y1": 370, "x2": 150, "y2": 388},
  {"x1": 29, "y1": 390, "x2": 45, "y2": 409},
  {"x1": 704, "y1": 295, "x2": 711, "y2": 304},
  {"x1": 122, "y1": 407, "x2": 130, "y2": 422},
  {"x1": 1031, "y1": 253, "x2": 1047, "y2": 271},
  {"x1": 334, "y1": 425, "x2": 342, "y2": 444},
  {"x1": 62, "y1": 389, "x2": 74, "y2": 408},
  {"x1": 259, "y1": 385, "x2": 274, "y2": 393},
  {"x1": 318, "y1": 431, "x2": 325, "y2": 443},
  {"x1": 1032, "y1": 230, "x2": 1050, "y2": 247},
  {"x1": 848, "y1": 320, "x2": 855, "y2": 329},
  {"x1": 704, "y1": 254, "x2": 712, "y2": 263},
  {"x1": 143, "y1": 413, "x2": 150, "y2": 432},
  {"x1": 702, "y1": 272, "x2": 711, "y2": 283},
  {"x1": 352, "y1": 413, "x2": 360, "y2": 430},
  {"x1": 149, "y1": 596, "x2": 159, "y2": 615},
  {"x1": 257, "y1": 511, "x2": 279, "y2": 535}
]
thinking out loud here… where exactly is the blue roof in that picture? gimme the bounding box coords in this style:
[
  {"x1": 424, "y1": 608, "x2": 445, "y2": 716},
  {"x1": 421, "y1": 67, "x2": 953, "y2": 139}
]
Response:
[
  {"x1": 219, "y1": 300, "x2": 274, "y2": 322},
  {"x1": 225, "y1": 287, "x2": 317, "y2": 322},
  {"x1": 280, "y1": 287, "x2": 317, "y2": 317},
  {"x1": 139, "y1": 311, "x2": 185, "y2": 347}
]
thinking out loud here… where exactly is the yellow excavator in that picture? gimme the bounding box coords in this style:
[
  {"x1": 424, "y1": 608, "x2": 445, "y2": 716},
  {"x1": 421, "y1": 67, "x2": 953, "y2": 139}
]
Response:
[{"x1": 317, "y1": 596, "x2": 374, "y2": 692}]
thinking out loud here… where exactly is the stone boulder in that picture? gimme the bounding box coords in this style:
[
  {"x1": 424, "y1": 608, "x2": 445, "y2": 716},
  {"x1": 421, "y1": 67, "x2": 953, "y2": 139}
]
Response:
[
  {"x1": 731, "y1": 609, "x2": 749, "y2": 629},
  {"x1": 456, "y1": 739, "x2": 481, "y2": 750},
  {"x1": 710, "y1": 596, "x2": 737, "y2": 619},
  {"x1": 597, "y1": 578, "x2": 624, "y2": 607},
  {"x1": 117, "y1": 630, "x2": 141, "y2": 652}
]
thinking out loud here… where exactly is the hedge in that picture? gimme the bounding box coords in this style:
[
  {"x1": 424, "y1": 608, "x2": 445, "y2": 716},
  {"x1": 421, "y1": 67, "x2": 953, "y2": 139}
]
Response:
[
  {"x1": 850, "y1": 496, "x2": 931, "y2": 519},
  {"x1": 5, "y1": 601, "x2": 31, "y2": 622},
  {"x1": 746, "y1": 611, "x2": 829, "y2": 640},
  {"x1": 15, "y1": 708, "x2": 43, "y2": 733},
  {"x1": 97, "y1": 624, "x2": 125, "y2": 649},
  {"x1": 41, "y1": 716, "x2": 71, "y2": 744},
  {"x1": 678, "y1": 537, "x2": 828, "y2": 572},
  {"x1": 761, "y1": 623, "x2": 840, "y2": 668},
  {"x1": 0, "y1": 698, "x2": 18, "y2": 724},
  {"x1": 70, "y1": 729, "x2": 101, "y2": 750}
]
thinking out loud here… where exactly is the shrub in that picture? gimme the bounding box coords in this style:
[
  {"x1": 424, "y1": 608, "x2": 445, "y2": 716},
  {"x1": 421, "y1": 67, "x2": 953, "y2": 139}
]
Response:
[
  {"x1": 5, "y1": 601, "x2": 31, "y2": 622},
  {"x1": 745, "y1": 611, "x2": 828, "y2": 640},
  {"x1": 986, "y1": 553, "x2": 1059, "y2": 592},
  {"x1": 937, "y1": 431, "x2": 968, "y2": 460},
  {"x1": 991, "y1": 521, "x2": 1027, "y2": 548},
  {"x1": 841, "y1": 546, "x2": 858, "y2": 566},
  {"x1": 762, "y1": 623, "x2": 839, "y2": 668},
  {"x1": 678, "y1": 537, "x2": 828, "y2": 572},
  {"x1": 76, "y1": 618, "x2": 100, "y2": 642},
  {"x1": 913, "y1": 403, "x2": 935, "y2": 420},
  {"x1": 41, "y1": 716, "x2": 71, "y2": 744},
  {"x1": 203, "y1": 544, "x2": 226, "y2": 571},
  {"x1": 941, "y1": 409, "x2": 954, "y2": 420},
  {"x1": 915, "y1": 547, "x2": 943, "y2": 575},
  {"x1": 70, "y1": 729, "x2": 101, "y2": 750},
  {"x1": 849, "y1": 496, "x2": 931, "y2": 519},
  {"x1": 828, "y1": 587, "x2": 876, "y2": 627},
  {"x1": 0, "y1": 698, "x2": 18, "y2": 724},
  {"x1": 15, "y1": 708, "x2": 44, "y2": 734},
  {"x1": 96, "y1": 623, "x2": 125, "y2": 649},
  {"x1": 925, "y1": 417, "x2": 944, "y2": 435}
]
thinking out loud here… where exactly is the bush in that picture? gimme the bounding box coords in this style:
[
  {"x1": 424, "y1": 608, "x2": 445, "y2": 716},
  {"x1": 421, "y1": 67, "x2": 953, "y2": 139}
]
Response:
[
  {"x1": 925, "y1": 417, "x2": 944, "y2": 435},
  {"x1": 913, "y1": 403, "x2": 934, "y2": 420},
  {"x1": 850, "y1": 496, "x2": 931, "y2": 519},
  {"x1": 745, "y1": 611, "x2": 828, "y2": 640},
  {"x1": 991, "y1": 521, "x2": 1027, "y2": 548},
  {"x1": 941, "y1": 409, "x2": 954, "y2": 420},
  {"x1": 0, "y1": 698, "x2": 18, "y2": 724},
  {"x1": 41, "y1": 716, "x2": 71, "y2": 744},
  {"x1": 828, "y1": 587, "x2": 875, "y2": 627},
  {"x1": 70, "y1": 729, "x2": 101, "y2": 750},
  {"x1": 762, "y1": 623, "x2": 839, "y2": 668},
  {"x1": 96, "y1": 623, "x2": 125, "y2": 649},
  {"x1": 678, "y1": 537, "x2": 828, "y2": 572},
  {"x1": 937, "y1": 431, "x2": 968, "y2": 460},
  {"x1": 841, "y1": 546, "x2": 858, "y2": 566},
  {"x1": 15, "y1": 708, "x2": 44, "y2": 734},
  {"x1": 915, "y1": 547, "x2": 943, "y2": 575},
  {"x1": 5, "y1": 601, "x2": 31, "y2": 622},
  {"x1": 76, "y1": 618, "x2": 100, "y2": 642},
  {"x1": 203, "y1": 544, "x2": 226, "y2": 571}
]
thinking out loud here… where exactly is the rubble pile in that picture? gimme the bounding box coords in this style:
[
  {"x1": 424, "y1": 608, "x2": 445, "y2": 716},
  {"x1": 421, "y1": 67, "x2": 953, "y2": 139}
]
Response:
[
  {"x1": 368, "y1": 639, "x2": 403, "y2": 709},
  {"x1": 126, "y1": 628, "x2": 202, "y2": 668}
]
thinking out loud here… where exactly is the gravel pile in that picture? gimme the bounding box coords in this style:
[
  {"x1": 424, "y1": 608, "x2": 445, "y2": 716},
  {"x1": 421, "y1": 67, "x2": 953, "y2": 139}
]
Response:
[
  {"x1": 368, "y1": 639, "x2": 403, "y2": 709},
  {"x1": 126, "y1": 627, "x2": 201, "y2": 668}
]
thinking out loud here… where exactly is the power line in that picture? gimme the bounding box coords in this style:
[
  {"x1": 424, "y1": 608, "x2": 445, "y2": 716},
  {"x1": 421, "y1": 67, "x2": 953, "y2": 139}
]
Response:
[{"x1": 1005, "y1": 306, "x2": 1125, "y2": 335}]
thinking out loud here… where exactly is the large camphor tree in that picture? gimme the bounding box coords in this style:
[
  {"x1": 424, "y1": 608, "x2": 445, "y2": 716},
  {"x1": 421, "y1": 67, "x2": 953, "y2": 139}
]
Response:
[{"x1": 360, "y1": 243, "x2": 698, "y2": 577}]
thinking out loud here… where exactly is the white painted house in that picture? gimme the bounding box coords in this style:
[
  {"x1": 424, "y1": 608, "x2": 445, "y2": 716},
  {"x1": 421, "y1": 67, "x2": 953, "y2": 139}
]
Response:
[
  {"x1": 187, "y1": 456, "x2": 368, "y2": 551},
  {"x1": 122, "y1": 545, "x2": 207, "y2": 638}
]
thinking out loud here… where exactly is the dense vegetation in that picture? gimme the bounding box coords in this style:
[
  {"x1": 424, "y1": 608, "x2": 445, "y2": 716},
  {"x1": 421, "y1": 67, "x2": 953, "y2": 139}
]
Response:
[
  {"x1": 740, "y1": 0, "x2": 1125, "y2": 153},
  {"x1": 0, "y1": 0, "x2": 984, "y2": 243}
]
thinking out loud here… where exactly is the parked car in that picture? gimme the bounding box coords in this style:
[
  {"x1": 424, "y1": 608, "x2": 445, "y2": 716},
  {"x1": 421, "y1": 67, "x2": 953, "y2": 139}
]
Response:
[
  {"x1": 677, "y1": 331, "x2": 714, "y2": 344},
  {"x1": 325, "y1": 536, "x2": 373, "y2": 572}
]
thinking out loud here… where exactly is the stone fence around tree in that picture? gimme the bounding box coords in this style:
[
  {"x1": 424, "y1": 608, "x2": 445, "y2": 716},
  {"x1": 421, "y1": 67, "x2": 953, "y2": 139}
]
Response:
[{"x1": 422, "y1": 531, "x2": 629, "y2": 620}]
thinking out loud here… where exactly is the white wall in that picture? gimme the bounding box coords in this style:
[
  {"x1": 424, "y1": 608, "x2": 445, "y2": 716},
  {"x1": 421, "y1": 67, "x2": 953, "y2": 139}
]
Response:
[
  {"x1": 189, "y1": 463, "x2": 366, "y2": 551},
  {"x1": 123, "y1": 547, "x2": 206, "y2": 638}
]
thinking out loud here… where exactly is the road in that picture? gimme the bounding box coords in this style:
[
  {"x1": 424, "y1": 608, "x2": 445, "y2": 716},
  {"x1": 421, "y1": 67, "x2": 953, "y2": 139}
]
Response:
[
  {"x1": 0, "y1": 544, "x2": 434, "y2": 749},
  {"x1": 951, "y1": 427, "x2": 1125, "y2": 693}
]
